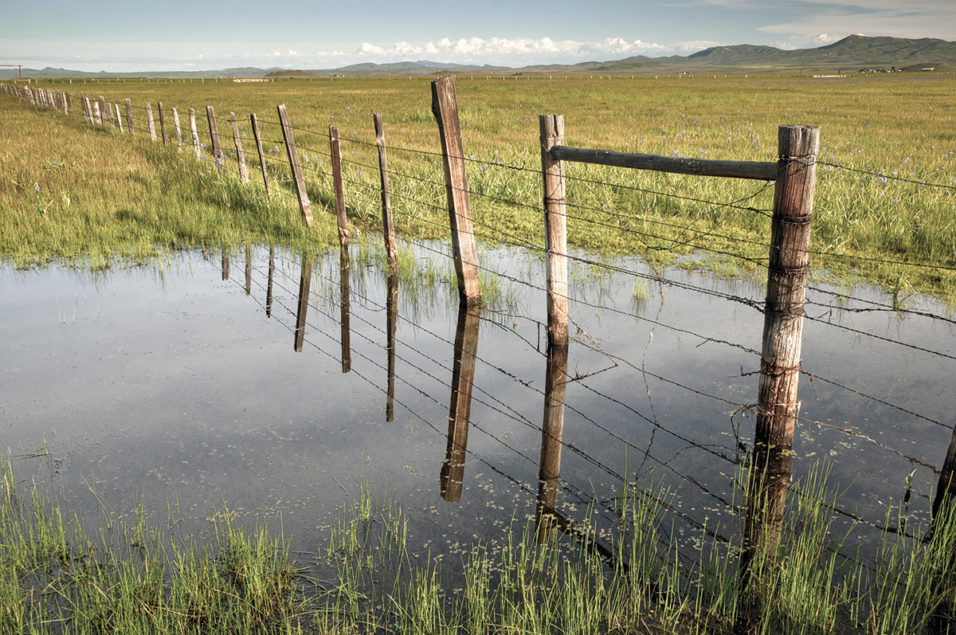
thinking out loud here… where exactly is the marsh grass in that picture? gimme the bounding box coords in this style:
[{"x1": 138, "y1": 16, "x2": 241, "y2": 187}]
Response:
[
  {"x1": 3, "y1": 73, "x2": 954, "y2": 301},
  {"x1": 4, "y1": 450, "x2": 953, "y2": 633}
]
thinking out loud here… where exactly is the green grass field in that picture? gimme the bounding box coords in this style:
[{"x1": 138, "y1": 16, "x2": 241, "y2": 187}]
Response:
[{"x1": 2, "y1": 72, "x2": 954, "y2": 300}]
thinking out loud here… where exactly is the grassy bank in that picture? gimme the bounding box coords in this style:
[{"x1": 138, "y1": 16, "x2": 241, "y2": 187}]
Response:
[
  {"x1": 2, "y1": 74, "x2": 955, "y2": 301},
  {"x1": 3, "y1": 454, "x2": 954, "y2": 633}
]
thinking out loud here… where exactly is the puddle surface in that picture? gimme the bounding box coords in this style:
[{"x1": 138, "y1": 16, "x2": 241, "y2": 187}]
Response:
[{"x1": 1, "y1": 243, "x2": 953, "y2": 570}]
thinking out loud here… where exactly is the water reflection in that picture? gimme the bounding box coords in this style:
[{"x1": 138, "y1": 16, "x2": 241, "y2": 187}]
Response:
[
  {"x1": 266, "y1": 246, "x2": 275, "y2": 318},
  {"x1": 386, "y1": 274, "x2": 398, "y2": 422},
  {"x1": 536, "y1": 342, "x2": 569, "y2": 544},
  {"x1": 933, "y1": 425, "x2": 956, "y2": 521},
  {"x1": 244, "y1": 245, "x2": 252, "y2": 296},
  {"x1": 340, "y1": 248, "x2": 351, "y2": 374},
  {"x1": 294, "y1": 254, "x2": 313, "y2": 353},
  {"x1": 221, "y1": 247, "x2": 230, "y2": 281},
  {"x1": 440, "y1": 305, "x2": 480, "y2": 503}
]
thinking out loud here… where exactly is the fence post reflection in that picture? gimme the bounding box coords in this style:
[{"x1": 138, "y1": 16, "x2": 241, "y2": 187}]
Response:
[
  {"x1": 340, "y1": 248, "x2": 351, "y2": 374},
  {"x1": 928, "y1": 425, "x2": 956, "y2": 628},
  {"x1": 294, "y1": 253, "x2": 313, "y2": 353},
  {"x1": 244, "y1": 244, "x2": 252, "y2": 296},
  {"x1": 386, "y1": 274, "x2": 398, "y2": 422},
  {"x1": 536, "y1": 342, "x2": 569, "y2": 544},
  {"x1": 221, "y1": 247, "x2": 229, "y2": 281},
  {"x1": 440, "y1": 305, "x2": 481, "y2": 502},
  {"x1": 266, "y1": 246, "x2": 274, "y2": 318}
]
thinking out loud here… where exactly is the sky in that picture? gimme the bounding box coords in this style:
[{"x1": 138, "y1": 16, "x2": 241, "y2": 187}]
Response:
[{"x1": 1, "y1": 0, "x2": 953, "y2": 72}]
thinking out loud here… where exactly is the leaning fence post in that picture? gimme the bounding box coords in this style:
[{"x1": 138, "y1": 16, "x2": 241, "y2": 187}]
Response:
[
  {"x1": 329, "y1": 125, "x2": 349, "y2": 249},
  {"x1": 92, "y1": 100, "x2": 102, "y2": 126},
  {"x1": 250, "y1": 113, "x2": 271, "y2": 198},
  {"x1": 188, "y1": 108, "x2": 201, "y2": 159},
  {"x1": 172, "y1": 107, "x2": 183, "y2": 151},
  {"x1": 374, "y1": 113, "x2": 397, "y2": 271},
  {"x1": 740, "y1": 124, "x2": 819, "y2": 610},
  {"x1": 81, "y1": 96, "x2": 92, "y2": 124},
  {"x1": 145, "y1": 102, "x2": 157, "y2": 141},
  {"x1": 114, "y1": 103, "x2": 124, "y2": 133},
  {"x1": 431, "y1": 76, "x2": 481, "y2": 306},
  {"x1": 540, "y1": 114, "x2": 570, "y2": 347},
  {"x1": 124, "y1": 98, "x2": 134, "y2": 134},
  {"x1": 158, "y1": 101, "x2": 168, "y2": 146},
  {"x1": 229, "y1": 112, "x2": 249, "y2": 184},
  {"x1": 277, "y1": 103, "x2": 315, "y2": 227},
  {"x1": 97, "y1": 96, "x2": 107, "y2": 126},
  {"x1": 206, "y1": 105, "x2": 223, "y2": 170}
]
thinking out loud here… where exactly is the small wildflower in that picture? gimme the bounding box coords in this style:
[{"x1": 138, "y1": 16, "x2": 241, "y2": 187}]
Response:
[{"x1": 34, "y1": 182, "x2": 40, "y2": 193}]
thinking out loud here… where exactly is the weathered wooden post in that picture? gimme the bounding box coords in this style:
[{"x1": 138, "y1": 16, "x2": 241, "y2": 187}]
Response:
[
  {"x1": 740, "y1": 124, "x2": 819, "y2": 617},
  {"x1": 229, "y1": 112, "x2": 249, "y2": 184},
  {"x1": 188, "y1": 108, "x2": 201, "y2": 159},
  {"x1": 374, "y1": 113, "x2": 398, "y2": 271},
  {"x1": 92, "y1": 100, "x2": 102, "y2": 126},
  {"x1": 206, "y1": 105, "x2": 223, "y2": 171},
  {"x1": 114, "y1": 103, "x2": 124, "y2": 132},
  {"x1": 221, "y1": 248, "x2": 230, "y2": 281},
  {"x1": 172, "y1": 107, "x2": 183, "y2": 151},
  {"x1": 81, "y1": 96, "x2": 92, "y2": 124},
  {"x1": 97, "y1": 96, "x2": 107, "y2": 126},
  {"x1": 277, "y1": 104, "x2": 314, "y2": 227},
  {"x1": 431, "y1": 77, "x2": 481, "y2": 306},
  {"x1": 329, "y1": 125, "x2": 349, "y2": 249},
  {"x1": 124, "y1": 98, "x2": 134, "y2": 134},
  {"x1": 540, "y1": 114, "x2": 570, "y2": 347},
  {"x1": 440, "y1": 305, "x2": 481, "y2": 502},
  {"x1": 158, "y1": 101, "x2": 168, "y2": 145},
  {"x1": 536, "y1": 342, "x2": 569, "y2": 543},
  {"x1": 250, "y1": 113, "x2": 271, "y2": 198},
  {"x1": 145, "y1": 102, "x2": 157, "y2": 141}
]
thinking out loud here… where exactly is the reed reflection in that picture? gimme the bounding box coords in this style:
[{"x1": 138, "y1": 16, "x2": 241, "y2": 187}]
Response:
[
  {"x1": 293, "y1": 254, "x2": 313, "y2": 353},
  {"x1": 440, "y1": 305, "x2": 480, "y2": 502},
  {"x1": 536, "y1": 342, "x2": 569, "y2": 544},
  {"x1": 340, "y1": 248, "x2": 351, "y2": 374},
  {"x1": 386, "y1": 274, "x2": 398, "y2": 422}
]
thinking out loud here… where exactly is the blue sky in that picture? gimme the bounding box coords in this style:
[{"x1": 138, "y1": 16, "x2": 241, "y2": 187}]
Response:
[{"x1": 1, "y1": 0, "x2": 953, "y2": 71}]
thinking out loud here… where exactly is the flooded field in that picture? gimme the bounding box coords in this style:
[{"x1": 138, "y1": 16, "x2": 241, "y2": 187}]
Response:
[{"x1": 2, "y1": 241, "x2": 954, "y2": 597}]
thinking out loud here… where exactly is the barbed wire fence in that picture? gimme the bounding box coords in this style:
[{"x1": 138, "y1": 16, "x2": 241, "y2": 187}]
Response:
[{"x1": 3, "y1": 78, "x2": 954, "y2": 583}]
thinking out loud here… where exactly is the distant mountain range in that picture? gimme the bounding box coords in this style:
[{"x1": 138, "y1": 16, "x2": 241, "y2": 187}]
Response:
[{"x1": 2, "y1": 35, "x2": 954, "y2": 79}]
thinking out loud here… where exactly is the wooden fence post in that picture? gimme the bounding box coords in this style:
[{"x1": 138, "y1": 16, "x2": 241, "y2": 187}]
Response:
[
  {"x1": 229, "y1": 112, "x2": 249, "y2": 184},
  {"x1": 431, "y1": 76, "x2": 482, "y2": 306},
  {"x1": 250, "y1": 113, "x2": 271, "y2": 198},
  {"x1": 97, "y1": 96, "x2": 107, "y2": 126},
  {"x1": 188, "y1": 108, "x2": 201, "y2": 159},
  {"x1": 740, "y1": 124, "x2": 819, "y2": 614},
  {"x1": 145, "y1": 103, "x2": 157, "y2": 141},
  {"x1": 114, "y1": 103, "x2": 124, "y2": 133},
  {"x1": 158, "y1": 101, "x2": 168, "y2": 146},
  {"x1": 64, "y1": 92, "x2": 72, "y2": 114},
  {"x1": 124, "y1": 98, "x2": 134, "y2": 134},
  {"x1": 206, "y1": 105, "x2": 223, "y2": 170},
  {"x1": 105, "y1": 102, "x2": 116, "y2": 129},
  {"x1": 329, "y1": 125, "x2": 349, "y2": 249},
  {"x1": 540, "y1": 114, "x2": 570, "y2": 347},
  {"x1": 92, "y1": 100, "x2": 102, "y2": 126},
  {"x1": 172, "y1": 107, "x2": 182, "y2": 151},
  {"x1": 81, "y1": 96, "x2": 91, "y2": 124},
  {"x1": 374, "y1": 113, "x2": 397, "y2": 271},
  {"x1": 277, "y1": 103, "x2": 314, "y2": 227}
]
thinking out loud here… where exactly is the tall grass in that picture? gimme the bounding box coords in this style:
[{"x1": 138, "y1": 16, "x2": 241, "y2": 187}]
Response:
[
  {"x1": 3, "y1": 73, "x2": 954, "y2": 301},
  {"x1": 3, "y1": 450, "x2": 953, "y2": 632}
]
